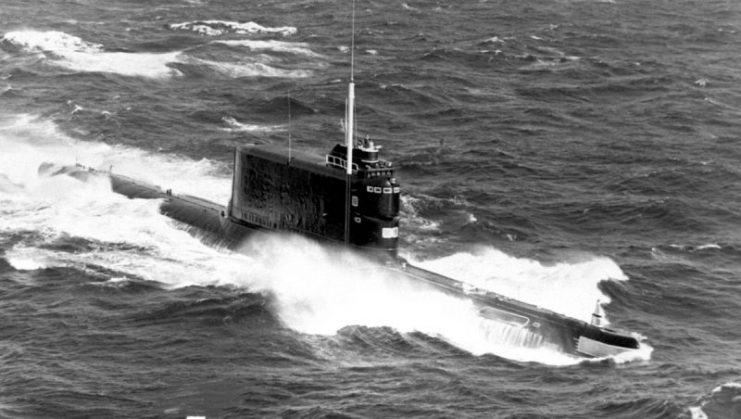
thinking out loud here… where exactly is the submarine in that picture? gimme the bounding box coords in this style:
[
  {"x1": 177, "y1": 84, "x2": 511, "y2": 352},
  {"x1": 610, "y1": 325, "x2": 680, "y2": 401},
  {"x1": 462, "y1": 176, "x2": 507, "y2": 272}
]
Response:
[
  {"x1": 44, "y1": 136, "x2": 640, "y2": 358},
  {"x1": 41, "y1": 84, "x2": 642, "y2": 358},
  {"x1": 40, "y1": 23, "x2": 642, "y2": 357}
]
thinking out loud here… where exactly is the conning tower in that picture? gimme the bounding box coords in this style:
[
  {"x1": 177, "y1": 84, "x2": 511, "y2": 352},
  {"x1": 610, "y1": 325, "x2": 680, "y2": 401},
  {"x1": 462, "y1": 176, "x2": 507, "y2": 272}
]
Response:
[{"x1": 227, "y1": 137, "x2": 401, "y2": 257}]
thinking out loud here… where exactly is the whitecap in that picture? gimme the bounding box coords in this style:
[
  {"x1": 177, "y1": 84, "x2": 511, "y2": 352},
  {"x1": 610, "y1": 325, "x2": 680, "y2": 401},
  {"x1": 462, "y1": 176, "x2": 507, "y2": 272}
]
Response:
[
  {"x1": 402, "y1": 3, "x2": 420, "y2": 11},
  {"x1": 213, "y1": 39, "x2": 320, "y2": 57},
  {"x1": 484, "y1": 36, "x2": 504, "y2": 43},
  {"x1": 411, "y1": 246, "x2": 629, "y2": 323},
  {"x1": 0, "y1": 113, "x2": 230, "y2": 203},
  {"x1": 194, "y1": 58, "x2": 312, "y2": 78},
  {"x1": 233, "y1": 234, "x2": 580, "y2": 365},
  {"x1": 2, "y1": 30, "x2": 102, "y2": 53},
  {"x1": 3, "y1": 30, "x2": 310, "y2": 80},
  {"x1": 688, "y1": 406, "x2": 708, "y2": 419},
  {"x1": 2, "y1": 30, "x2": 182, "y2": 79},
  {"x1": 400, "y1": 195, "x2": 441, "y2": 232},
  {"x1": 168, "y1": 20, "x2": 297, "y2": 37},
  {"x1": 6, "y1": 251, "x2": 51, "y2": 271},
  {"x1": 697, "y1": 243, "x2": 721, "y2": 250},
  {"x1": 220, "y1": 116, "x2": 283, "y2": 133},
  {"x1": 689, "y1": 382, "x2": 741, "y2": 419}
]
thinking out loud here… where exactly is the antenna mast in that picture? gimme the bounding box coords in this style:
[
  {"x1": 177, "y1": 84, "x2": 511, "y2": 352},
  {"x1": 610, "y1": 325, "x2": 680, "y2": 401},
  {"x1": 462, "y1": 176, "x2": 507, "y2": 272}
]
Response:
[
  {"x1": 343, "y1": 0, "x2": 357, "y2": 244},
  {"x1": 288, "y1": 92, "x2": 292, "y2": 162},
  {"x1": 345, "y1": 0, "x2": 356, "y2": 175}
]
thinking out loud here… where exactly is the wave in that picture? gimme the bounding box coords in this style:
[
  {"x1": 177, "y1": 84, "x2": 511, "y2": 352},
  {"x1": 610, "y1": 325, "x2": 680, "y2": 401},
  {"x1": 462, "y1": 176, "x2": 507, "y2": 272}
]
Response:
[
  {"x1": 0, "y1": 114, "x2": 239, "y2": 285},
  {"x1": 690, "y1": 382, "x2": 741, "y2": 419},
  {"x1": 411, "y1": 246, "x2": 629, "y2": 323},
  {"x1": 2, "y1": 30, "x2": 182, "y2": 79},
  {"x1": 231, "y1": 234, "x2": 580, "y2": 365},
  {"x1": 220, "y1": 116, "x2": 283, "y2": 133},
  {"x1": 665, "y1": 243, "x2": 723, "y2": 252},
  {"x1": 168, "y1": 20, "x2": 297, "y2": 37},
  {"x1": 0, "y1": 113, "x2": 230, "y2": 202},
  {"x1": 213, "y1": 39, "x2": 321, "y2": 57},
  {"x1": 191, "y1": 57, "x2": 313, "y2": 78},
  {"x1": 2, "y1": 30, "x2": 101, "y2": 53},
  {"x1": 401, "y1": 195, "x2": 442, "y2": 232},
  {"x1": 2, "y1": 30, "x2": 312, "y2": 80}
]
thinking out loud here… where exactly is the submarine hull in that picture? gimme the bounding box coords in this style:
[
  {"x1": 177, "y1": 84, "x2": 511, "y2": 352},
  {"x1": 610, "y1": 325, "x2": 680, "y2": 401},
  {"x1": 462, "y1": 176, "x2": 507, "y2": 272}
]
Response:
[{"x1": 44, "y1": 164, "x2": 640, "y2": 358}]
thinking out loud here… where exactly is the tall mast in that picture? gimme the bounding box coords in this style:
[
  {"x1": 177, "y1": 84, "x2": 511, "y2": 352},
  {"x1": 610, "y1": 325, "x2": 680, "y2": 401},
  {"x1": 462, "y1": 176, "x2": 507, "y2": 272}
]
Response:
[{"x1": 343, "y1": 0, "x2": 357, "y2": 243}]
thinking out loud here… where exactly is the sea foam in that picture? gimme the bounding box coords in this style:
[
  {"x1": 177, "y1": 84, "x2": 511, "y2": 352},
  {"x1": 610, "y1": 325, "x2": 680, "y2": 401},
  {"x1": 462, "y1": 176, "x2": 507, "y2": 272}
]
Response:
[
  {"x1": 2, "y1": 30, "x2": 313, "y2": 80},
  {"x1": 411, "y1": 246, "x2": 629, "y2": 323},
  {"x1": 193, "y1": 57, "x2": 313, "y2": 78},
  {"x1": 220, "y1": 116, "x2": 283, "y2": 133},
  {"x1": 169, "y1": 20, "x2": 297, "y2": 37},
  {"x1": 2, "y1": 30, "x2": 182, "y2": 79},
  {"x1": 213, "y1": 39, "x2": 321, "y2": 57}
]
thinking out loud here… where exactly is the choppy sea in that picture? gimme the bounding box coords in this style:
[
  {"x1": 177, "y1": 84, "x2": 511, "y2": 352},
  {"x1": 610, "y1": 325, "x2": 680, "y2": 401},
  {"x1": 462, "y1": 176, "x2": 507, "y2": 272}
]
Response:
[{"x1": 1, "y1": 0, "x2": 740, "y2": 417}]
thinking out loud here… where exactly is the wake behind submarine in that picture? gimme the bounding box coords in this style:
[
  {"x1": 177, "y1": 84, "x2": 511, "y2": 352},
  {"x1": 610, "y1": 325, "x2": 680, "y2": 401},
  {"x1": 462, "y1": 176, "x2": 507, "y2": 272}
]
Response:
[{"x1": 41, "y1": 87, "x2": 642, "y2": 358}]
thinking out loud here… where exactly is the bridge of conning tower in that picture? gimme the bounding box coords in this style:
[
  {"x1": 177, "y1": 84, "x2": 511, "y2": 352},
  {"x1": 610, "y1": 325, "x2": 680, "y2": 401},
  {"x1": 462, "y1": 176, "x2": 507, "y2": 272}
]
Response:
[
  {"x1": 326, "y1": 138, "x2": 395, "y2": 178},
  {"x1": 325, "y1": 138, "x2": 401, "y2": 255}
]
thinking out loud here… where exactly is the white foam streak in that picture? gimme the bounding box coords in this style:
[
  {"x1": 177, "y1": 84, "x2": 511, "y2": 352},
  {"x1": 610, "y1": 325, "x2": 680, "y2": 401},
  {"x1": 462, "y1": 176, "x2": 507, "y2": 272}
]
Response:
[
  {"x1": 60, "y1": 50, "x2": 182, "y2": 78},
  {"x1": 2, "y1": 30, "x2": 182, "y2": 79},
  {"x1": 220, "y1": 116, "x2": 283, "y2": 133},
  {"x1": 3, "y1": 29, "x2": 319, "y2": 79},
  {"x1": 169, "y1": 20, "x2": 297, "y2": 37},
  {"x1": 214, "y1": 39, "x2": 321, "y2": 57},
  {"x1": 688, "y1": 382, "x2": 741, "y2": 419},
  {"x1": 195, "y1": 57, "x2": 312, "y2": 78},
  {"x1": 0, "y1": 116, "x2": 247, "y2": 287},
  {"x1": 233, "y1": 235, "x2": 579, "y2": 365},
  {"x1": 3, "y1": 30, "x2": 102, "y2": 53},
  {"x1": 688, "y1": 407, "x2": 708, "y2": 419},
  {"x1": 713, "y1": 382, "x2": 741, "y2": 393},
  {"x1": 412, "y1": 247, "x2": 628, "y2": 323}
]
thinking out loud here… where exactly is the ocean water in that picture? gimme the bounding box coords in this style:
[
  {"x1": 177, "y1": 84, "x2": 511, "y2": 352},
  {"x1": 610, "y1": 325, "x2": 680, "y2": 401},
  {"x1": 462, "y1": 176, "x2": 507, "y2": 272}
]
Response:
[{"x1": 1, "y1": 0, "x2": 740, "y2": 417}]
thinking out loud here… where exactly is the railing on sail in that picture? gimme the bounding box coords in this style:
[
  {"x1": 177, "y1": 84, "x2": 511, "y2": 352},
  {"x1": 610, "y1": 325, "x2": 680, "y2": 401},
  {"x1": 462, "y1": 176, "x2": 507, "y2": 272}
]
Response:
[{"x1": 326, "y1": 154, "x2": 359, "y2": 172}]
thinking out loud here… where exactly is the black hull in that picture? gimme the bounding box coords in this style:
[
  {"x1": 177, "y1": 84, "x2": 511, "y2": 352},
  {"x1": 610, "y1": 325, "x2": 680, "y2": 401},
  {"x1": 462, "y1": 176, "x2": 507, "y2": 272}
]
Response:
[{"x1": 48, "y1": 165, "x2": 641, "y2": 358}]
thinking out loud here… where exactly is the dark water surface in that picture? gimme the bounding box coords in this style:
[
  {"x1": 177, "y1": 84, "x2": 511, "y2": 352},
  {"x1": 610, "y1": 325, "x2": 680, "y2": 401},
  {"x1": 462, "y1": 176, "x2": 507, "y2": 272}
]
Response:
[{"x1": 1, "y1": 0, "x2": 741, "y2": 417}]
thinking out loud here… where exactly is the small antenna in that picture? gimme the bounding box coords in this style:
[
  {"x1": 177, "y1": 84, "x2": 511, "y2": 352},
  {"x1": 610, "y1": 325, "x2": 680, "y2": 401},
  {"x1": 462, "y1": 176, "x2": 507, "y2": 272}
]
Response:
[{"x1": 287, "y1": 92, "x2": 292, "y2": 163}]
